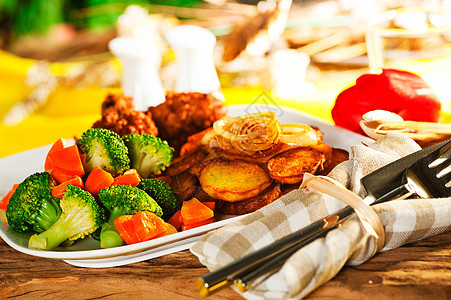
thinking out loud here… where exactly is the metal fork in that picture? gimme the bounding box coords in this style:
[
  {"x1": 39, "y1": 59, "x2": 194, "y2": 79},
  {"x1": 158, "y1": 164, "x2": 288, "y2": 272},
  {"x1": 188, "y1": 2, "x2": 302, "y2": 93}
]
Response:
[
  {"x1": 404, "y1": 140, "x2": 451, "y2": 198},
  {"x1": 232, "y1": 140, "x2": 451, "y2": 291}
]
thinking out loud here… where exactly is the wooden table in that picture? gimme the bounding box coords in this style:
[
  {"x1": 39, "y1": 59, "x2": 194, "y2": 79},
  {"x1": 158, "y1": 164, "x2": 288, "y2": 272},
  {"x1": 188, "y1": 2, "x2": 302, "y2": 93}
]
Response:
[{"x1": 1, "y1": 231, "x2": 449, "y2": 299}]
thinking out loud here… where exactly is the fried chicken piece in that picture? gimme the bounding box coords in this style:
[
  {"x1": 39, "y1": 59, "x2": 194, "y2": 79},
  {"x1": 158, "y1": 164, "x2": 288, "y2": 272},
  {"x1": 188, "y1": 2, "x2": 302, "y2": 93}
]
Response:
[
  {"x1": 148, "y1": 92, "x2": 227, "y2": 154},
  {"x1": 92, "y1": 93, "x2": 158, "y2": 137}
]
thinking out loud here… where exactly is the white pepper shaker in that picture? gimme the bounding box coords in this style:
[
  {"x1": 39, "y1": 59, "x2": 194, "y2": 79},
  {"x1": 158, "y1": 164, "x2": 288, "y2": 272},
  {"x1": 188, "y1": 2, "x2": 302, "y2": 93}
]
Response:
[{"x1": 109, "y1": 36, "x2": 165, "y2": 110}]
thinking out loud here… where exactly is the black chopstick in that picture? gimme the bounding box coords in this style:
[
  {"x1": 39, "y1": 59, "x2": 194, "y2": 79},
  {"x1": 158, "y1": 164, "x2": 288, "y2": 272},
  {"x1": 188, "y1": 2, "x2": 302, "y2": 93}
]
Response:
[
  {"x1": 235, "y1": 227, "x2": 331, "y2": 292},
  {"x1": 196, "y1": 206, "x2": 354, "y2": 297}
]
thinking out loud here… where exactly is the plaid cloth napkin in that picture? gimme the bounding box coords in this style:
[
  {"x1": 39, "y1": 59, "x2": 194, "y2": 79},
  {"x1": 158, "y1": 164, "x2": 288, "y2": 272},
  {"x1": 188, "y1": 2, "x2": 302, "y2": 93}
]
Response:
[{"x1": 190, "y1": 133, "x2": 451, "y2": 299}]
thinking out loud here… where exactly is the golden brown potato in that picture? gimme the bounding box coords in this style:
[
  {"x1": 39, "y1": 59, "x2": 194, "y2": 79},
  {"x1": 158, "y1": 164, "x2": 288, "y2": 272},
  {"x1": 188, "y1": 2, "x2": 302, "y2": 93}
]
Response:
[
  {"x1": 218, "y1": 183, "x2": 281, "y2": 215},
  {"x1": 199, "y1": 159, "x2": 273, "y2": 202},
  {"x1": 267, "y1": 146, "x2": 327, "y2": 184},
  {"x1": 163, "y1": 148, "x2": 209, "y2": 177}
]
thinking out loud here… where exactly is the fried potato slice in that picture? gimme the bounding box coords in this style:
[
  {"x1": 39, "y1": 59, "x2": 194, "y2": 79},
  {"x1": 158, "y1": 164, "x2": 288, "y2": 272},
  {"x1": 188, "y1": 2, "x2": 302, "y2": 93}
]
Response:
[
  {"x1": 218, "y1": 183, "x2": 281, "y2": 215},
  {"x1": 199, "y1": 159, "x2": 272, "y2": 202},
  {"x1": 163, "y1": 148, "x2": 209, "y2": 177},
  {"x1": 267, "y1": 146, "x2": 327, "y2": 184}
]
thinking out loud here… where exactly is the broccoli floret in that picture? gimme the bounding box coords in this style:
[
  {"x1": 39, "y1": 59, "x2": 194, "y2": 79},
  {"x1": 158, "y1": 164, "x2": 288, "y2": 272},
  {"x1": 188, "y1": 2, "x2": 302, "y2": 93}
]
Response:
[
  {"x1": 6, "y1": 172, "x2": 61, "y2": 233},
  {"x1": 28, "y1": 185, "x2": 105, "y2": 250},
  {"x1": 98, "y1": 185, "x2": 163, "y2": 248},
  {"x1": 122, "y1": 133, "x2": 174, "y2": 178},
  {"x1": 77, "y1": 128, "x2": 130, "y2": 176},
  {"x1": 138, "y1": 178, "x2": 179, "y2": 221}
]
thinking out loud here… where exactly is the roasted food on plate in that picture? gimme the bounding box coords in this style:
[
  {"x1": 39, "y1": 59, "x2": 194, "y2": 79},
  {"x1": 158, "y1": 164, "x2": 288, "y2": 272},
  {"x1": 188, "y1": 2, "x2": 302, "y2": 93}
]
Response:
[
  {"x1": 164, "y1": 111, "x2": 347, "y2": 215},
  {"x1": 92, "y1": 93, "x2": 159, "y2": 137},
  {"x1": 148, "y1": 91, "x2": 227, "y2": 153}
]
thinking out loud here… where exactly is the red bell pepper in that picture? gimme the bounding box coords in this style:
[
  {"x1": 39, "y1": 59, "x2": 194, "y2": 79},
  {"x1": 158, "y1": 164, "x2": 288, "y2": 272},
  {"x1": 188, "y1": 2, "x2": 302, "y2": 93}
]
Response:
[{"x1": 331, "y1": 69, "x2": 442, "y2": 134}]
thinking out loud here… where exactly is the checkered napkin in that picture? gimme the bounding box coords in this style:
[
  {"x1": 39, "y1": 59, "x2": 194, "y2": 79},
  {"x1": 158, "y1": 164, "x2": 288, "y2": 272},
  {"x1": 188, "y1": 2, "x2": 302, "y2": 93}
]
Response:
[{"x1": 190, "y1": 133, "x2": 451, "y2": 300}]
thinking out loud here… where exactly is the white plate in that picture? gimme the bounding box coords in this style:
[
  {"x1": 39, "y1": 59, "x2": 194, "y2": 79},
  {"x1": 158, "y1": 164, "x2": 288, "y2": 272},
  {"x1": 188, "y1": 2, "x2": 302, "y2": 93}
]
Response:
[{"x1": 0, "y1": 104, "x2": 373, "y2": 267}]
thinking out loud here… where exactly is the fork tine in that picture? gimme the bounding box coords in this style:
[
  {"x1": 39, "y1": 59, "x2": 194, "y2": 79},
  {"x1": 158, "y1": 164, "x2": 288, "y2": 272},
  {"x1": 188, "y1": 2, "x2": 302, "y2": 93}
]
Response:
[
  {"x1": 436, "y1": 160, "x2": 451, "y2": 179},
  {"x1": 429, "y1": 140, "x2": 451, "y2": 168}
]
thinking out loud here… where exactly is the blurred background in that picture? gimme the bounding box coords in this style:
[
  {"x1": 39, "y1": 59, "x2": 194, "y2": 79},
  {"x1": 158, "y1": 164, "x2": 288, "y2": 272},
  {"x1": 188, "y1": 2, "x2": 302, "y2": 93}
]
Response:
[{"x1": 1, "y1": 0, "x2": 451, "y2": 157}]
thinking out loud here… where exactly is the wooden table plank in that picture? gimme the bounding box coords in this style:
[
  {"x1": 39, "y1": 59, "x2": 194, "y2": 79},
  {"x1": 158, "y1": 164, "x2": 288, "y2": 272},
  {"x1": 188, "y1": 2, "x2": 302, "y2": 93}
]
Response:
[{"x1": 1, "y1": 231, "x2": 450, "y2": 299}]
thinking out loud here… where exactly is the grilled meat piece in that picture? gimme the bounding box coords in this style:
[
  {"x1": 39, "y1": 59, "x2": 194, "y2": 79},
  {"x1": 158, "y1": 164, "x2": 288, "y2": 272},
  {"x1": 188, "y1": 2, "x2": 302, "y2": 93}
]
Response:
[
  {"x1": 92, "y1": 93, "x2": 158, "y2": 137},
  {"x1": 148, "y1": 92, "x2": 227, "y2": 154}
]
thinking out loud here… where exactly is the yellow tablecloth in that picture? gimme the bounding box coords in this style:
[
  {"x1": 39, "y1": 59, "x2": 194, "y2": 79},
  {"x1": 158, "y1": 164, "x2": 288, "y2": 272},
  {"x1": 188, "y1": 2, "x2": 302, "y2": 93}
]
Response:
[{"x1": 0, "y1": 50, "x2": 352, "y2": 159}]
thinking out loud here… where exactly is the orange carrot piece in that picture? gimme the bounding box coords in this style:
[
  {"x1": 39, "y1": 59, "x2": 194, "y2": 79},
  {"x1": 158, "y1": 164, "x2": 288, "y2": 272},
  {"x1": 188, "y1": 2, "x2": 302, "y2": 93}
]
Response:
[
  {"x1": 180, "y1": 198, "x2": 214, "y2": 225},
  {"x1": 44, "y1": 138, "x2": 67, "y2": 171},
  {"x1": 112, "y1": 169, "x2": 141, "y2": 186},
  {"x1": 167, "y1": 210, "x2": 182, "y2": 230},
  {"x1": 85, "y1": 167, "x2": 114, "y2": 197},
  {"x1": 201, "y1": 201, "x2": 216, "y2": 211},
  {"x1": 0, "y1": 183, "x2": 20, "y2": 211},
  {"x1": 51, "y1": 176, "x2": 84, "y2": 199},
  {"x1": 181, "y1": 217, "x2": 215, "y2": 231},
  {"x1": 113, "y1": 215, "x2": 141, "y2": 245},
  {"x1": 49, "y1": 167, "x2": 78, "y2": 185},
  {"x1": 48, "y1": 144, "x2": 85, "y2": 176},
  {"x1": 132, "y1": 211, "x2": 167, "y2": 242}
]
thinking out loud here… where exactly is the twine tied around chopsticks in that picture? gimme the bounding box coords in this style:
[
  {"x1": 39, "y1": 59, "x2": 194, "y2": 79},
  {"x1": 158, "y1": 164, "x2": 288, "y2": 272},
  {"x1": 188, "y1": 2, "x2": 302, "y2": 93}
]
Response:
[{"x1": 300, "y1": 173, "x2": 385, "y2": 255}]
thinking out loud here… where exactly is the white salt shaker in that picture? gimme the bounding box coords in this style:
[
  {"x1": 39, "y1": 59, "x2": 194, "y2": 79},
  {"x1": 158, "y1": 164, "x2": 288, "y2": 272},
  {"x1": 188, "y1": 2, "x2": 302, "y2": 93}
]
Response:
[
  {"x1": 108, "y1": 36, "x2": 165, "y2": 110},
  {"x1": 165, "y1": 25, "x2": 221, "y2": 96}
]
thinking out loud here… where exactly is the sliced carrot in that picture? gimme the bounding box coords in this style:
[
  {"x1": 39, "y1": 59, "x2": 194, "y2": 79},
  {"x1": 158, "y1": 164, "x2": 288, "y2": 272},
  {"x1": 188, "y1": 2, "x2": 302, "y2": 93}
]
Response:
[
  {"x1": 85, "y1": 167, "x2": 114, "y2": 197},
  {"x1": 132, "y1": 211, "x2": 167, "y2": 242},
  {"x1": 51, "y1": 176, "x2": 84, "y2": 199},
  {"x1": 44, "y1": 138, "x2": 67, "y2": 171},
  {"x1": 49, "y1": 167, "x2": 78, "y2": 185},
  {"x1": 167, "y1": 210, "x2": 182, "y2": 230},
  {"x1": 0, "y1": 183, "x2": 20, "y2": 211},
  {"x1": 180, "y1": 198, "x2": 214, "y2": 225},
  {"x1": 181, "y1": 217, "x2": 215, "y2": 231},
  {"x1": 112, "y1": 169, "x2": 141, "y2": 186},
  {"x1": 201, "y1": 201, "x2": 216, "y2": 211},
  {"x1": 113, "y1": 215, "x2": 141, "y2": 245},
  {"x1": 48, "y1": 144, "x2": 85, "y2": 176}
]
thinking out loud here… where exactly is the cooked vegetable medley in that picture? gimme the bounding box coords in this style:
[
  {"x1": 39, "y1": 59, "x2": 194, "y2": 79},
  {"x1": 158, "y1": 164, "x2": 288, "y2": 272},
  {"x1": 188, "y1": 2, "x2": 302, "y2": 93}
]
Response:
[{"x1": 0, "y1": 128, "x2": 217, "y2": 250}]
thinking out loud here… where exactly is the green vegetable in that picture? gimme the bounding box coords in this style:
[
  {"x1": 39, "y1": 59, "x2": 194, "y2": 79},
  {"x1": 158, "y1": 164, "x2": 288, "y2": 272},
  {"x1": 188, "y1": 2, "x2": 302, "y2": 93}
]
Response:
[
  {"x1": 138, "y1": 178, "x2": 179, "y2": 221},
  {"x1": 77, "y1": 128, "x2": 130, "y2": 176},
  {"x1": 122, "y1": 133, "x2": 174, "y2": 178},
  {"x1": 98, "y1": 185, "x2": 163, "y2": 248},
  {"x1": 28, "y1": 185, "x2": 105, "y2": 250},
  {"x1": 6, "y1": 172, "x2": 61, "y2": 233}
]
